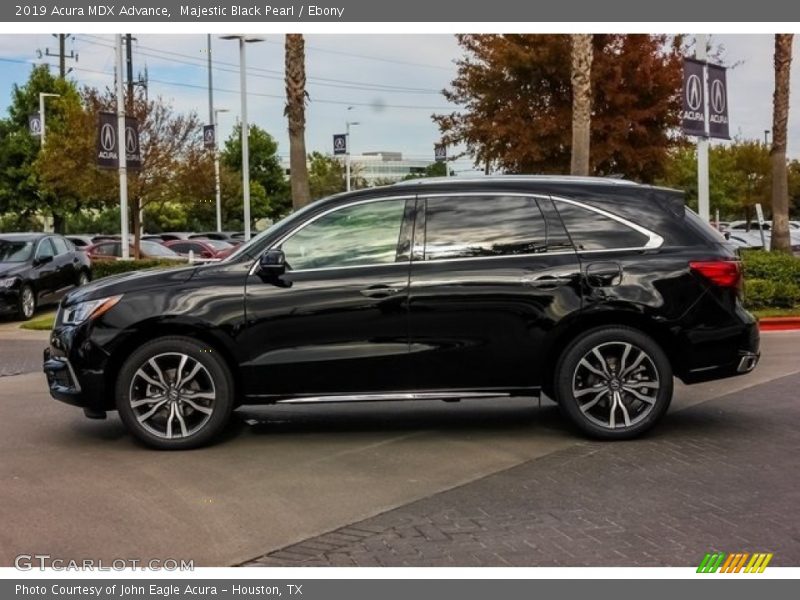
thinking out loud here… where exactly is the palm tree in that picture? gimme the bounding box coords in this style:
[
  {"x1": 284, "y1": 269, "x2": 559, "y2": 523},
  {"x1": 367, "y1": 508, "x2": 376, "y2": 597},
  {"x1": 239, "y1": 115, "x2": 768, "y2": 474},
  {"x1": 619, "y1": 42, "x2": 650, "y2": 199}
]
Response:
[
  {"x1": 285, "y1": 34, "x2": 311, "y2": 210},
  {"x1": 570, "y1": 34, "x2": 593, "y2": 176},
  {"x1": 770, "y1": 34, "x2": 793, "y2": 254}
]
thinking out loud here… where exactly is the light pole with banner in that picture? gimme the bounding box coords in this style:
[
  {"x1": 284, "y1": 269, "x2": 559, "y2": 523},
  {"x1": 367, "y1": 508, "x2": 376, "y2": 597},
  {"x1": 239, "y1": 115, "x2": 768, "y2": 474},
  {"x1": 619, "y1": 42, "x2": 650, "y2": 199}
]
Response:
[
  {"x1": 434, "y1": 143, "x2": 448, "y2": 176},
  {"x1": 681, "y1": 35, "x2": 730, "y2": 223},
  {"x1": 37, "y1": 92, "x2": 60, "y2": 147},
  {"x1": 345, "y1": 117, "x2": 359, "y2": 192},
  {"x1": 115, "y1": 34, "x2": 130, "y2": 260},
  {"x1": 221, "y1": 34, "x2": 264, "y2": 241}
]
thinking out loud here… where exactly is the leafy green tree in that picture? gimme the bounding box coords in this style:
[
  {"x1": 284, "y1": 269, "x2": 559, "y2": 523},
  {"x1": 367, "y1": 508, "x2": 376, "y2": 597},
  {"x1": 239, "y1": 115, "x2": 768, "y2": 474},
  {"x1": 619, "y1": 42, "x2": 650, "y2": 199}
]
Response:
[
  {"x1": 221, "y1": 124, "x2": 290, "y2": 222},
  {"x1": 0, "y1": 65, "x2": 82, "y2": 232},
  {"x1": 403, "y1": 161, "x2": 448, "y2": 180},
  {"x1": 308, "y1": 151, "x2": 346, "y2": 199}
]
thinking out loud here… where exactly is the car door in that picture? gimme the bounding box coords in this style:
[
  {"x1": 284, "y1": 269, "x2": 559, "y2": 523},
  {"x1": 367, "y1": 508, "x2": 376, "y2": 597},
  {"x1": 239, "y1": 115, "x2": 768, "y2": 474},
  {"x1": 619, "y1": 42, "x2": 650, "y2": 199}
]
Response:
[
  {"x1": 50, "y1": 236, "x2": 78, "y2": 293},
  {"x1": 406, "y1": 193, "x2": 583, "y2": 393},
  {"x1": 32, "y1": 237, "x2": 59, "y2": 304},
  {"x1": 240, "y1": 196, "x2": 416, "y2": 399}
]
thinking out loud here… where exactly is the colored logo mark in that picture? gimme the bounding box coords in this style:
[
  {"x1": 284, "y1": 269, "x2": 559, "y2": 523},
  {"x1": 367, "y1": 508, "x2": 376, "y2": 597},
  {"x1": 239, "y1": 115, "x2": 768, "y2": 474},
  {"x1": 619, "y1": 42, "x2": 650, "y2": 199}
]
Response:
[{"x1": 697, "y1": 552, "x2": 773, "y2": 573}]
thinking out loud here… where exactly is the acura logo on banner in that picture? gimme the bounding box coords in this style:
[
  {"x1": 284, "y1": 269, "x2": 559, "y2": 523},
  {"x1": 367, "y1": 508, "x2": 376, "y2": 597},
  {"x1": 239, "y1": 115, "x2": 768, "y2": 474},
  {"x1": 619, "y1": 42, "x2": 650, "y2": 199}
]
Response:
[
  {"x1": 96, "y1": 112, "x2": 142, "y2": 170},
  {"x1": 203, "y1": 125, "x2": 215, "y2": 149},
  {"x1": 333, "y1": 133, "x2": 347, "y2": 155},
  {"x1": 29, "y1": 113, "x2": 42, "y2": 137},
  {"x1": 707, "y1": 63, "x2": 730, "y2": 139},
  {"x1": 434, "y1": 143, "x2": 447, "y2": 163},
  {"x1": 96, "y1": 112, "x2": 118, "y2": 168},
  {"x1": 681, "y1": 58, "x2": 706, "y2": 137}
]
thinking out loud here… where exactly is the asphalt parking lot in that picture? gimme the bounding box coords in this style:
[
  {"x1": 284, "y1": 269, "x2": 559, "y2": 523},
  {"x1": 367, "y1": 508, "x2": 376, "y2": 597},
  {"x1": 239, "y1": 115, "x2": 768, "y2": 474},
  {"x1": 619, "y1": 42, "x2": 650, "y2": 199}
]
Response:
[{"x1": 1, "y1": 322, "x2": 798, "y2": 567}]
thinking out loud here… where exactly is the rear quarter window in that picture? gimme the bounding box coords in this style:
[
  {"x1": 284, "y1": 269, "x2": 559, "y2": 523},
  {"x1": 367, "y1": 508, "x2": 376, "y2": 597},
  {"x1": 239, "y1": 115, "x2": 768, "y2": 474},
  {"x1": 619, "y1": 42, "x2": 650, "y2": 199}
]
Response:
[{"x1": 553, "y1": 200, "x2": 650, "y2": 251}]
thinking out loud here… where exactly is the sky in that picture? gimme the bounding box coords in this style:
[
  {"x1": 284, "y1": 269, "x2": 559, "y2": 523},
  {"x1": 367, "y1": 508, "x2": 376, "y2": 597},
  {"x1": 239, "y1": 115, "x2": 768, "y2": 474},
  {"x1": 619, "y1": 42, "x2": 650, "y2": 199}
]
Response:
[{"x1": 0, "y1": 33, "x2": 799, "y2": 169}]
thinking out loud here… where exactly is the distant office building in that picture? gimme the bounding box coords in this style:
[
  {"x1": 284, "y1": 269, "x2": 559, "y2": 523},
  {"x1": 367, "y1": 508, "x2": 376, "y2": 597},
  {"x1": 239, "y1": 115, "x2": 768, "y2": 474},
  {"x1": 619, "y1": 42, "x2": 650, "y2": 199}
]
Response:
[{"x1": 281, "y1": 151, "x2": 435, "y2": 186}]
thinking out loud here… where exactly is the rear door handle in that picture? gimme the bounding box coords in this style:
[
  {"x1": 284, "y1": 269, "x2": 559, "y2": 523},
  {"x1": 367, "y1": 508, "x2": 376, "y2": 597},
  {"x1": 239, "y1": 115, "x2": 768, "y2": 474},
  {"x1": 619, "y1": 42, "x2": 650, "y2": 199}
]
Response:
[
  {"x1": 360, "y1": 284, "x2": 404, "y2": 298},
  {"x1": 523, "y1": 275, "x2": 573, "y2": 289}
]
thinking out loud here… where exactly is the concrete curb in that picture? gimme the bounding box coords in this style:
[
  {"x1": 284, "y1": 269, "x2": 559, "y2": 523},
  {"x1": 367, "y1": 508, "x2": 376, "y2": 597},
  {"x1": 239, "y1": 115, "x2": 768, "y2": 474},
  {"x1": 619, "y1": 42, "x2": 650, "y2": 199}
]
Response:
[{"x1": 759, "y1": 317, "x2": 800, "y2": 331}]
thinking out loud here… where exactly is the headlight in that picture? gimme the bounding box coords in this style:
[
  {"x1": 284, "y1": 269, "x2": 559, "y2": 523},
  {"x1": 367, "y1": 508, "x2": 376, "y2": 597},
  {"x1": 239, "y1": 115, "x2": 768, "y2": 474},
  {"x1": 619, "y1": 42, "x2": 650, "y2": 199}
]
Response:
[
  {"x1": 62, "y1": 295, "x2": 123, "y2": 325},
  {"x1": 0, "y1": 277, "x2": 18, "y2": 288}
]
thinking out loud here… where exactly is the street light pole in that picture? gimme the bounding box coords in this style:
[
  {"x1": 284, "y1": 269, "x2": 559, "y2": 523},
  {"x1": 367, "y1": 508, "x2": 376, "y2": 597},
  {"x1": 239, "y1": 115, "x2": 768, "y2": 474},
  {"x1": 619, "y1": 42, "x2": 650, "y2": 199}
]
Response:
[
  {"x1": 214, "y1": 108, "x2": 229, "y2": 233},
  {"x1": 696, "y1": 33, "x2": 710, "y2": 223},
  {"x1": 116, "y1": 34, "x2": 130, "y2": 260},
  {"x1": 221, "y1": 35, "x2": 263, "y2": 241},
  {"x1": 345, "y1": 108, "x2": 359, "y2": 192},
  {"x1": 38, "y1": 92, "x2": 60, "y2": 147}
]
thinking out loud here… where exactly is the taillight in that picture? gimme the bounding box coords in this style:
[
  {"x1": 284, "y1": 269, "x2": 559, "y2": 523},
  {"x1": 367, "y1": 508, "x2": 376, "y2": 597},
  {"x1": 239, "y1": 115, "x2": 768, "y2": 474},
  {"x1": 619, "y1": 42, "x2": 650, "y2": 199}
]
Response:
[{"x1": 689, "y1": 260, "x2": 742, "y2": 288}]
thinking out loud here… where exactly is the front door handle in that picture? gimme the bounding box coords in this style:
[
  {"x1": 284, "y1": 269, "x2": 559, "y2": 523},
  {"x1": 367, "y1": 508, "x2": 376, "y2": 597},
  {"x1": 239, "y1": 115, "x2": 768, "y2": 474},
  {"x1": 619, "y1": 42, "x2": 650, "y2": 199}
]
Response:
[
  {"x1": 360, "y1": 284, "x2": 404, "y2": 298},
  {"x1": 523, "y1": 275, "x2": 573, "y2": 289}
]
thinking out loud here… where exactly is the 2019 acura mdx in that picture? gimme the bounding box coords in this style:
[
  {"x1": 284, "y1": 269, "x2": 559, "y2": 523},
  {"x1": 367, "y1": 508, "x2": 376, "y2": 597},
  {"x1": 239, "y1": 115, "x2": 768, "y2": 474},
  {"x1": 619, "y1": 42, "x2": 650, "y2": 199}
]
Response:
[{"x1": 43, "y1": 176, "x2": 759, "y2": 449}]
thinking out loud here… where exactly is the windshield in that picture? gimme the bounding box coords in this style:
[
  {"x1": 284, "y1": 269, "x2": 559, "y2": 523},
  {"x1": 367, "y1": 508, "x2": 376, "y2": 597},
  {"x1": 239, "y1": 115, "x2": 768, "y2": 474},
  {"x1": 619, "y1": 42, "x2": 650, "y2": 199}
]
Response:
[
  {"x1": 0, "y1": 240, "x2": 34, "y2": 262},
  {"x1": 222, "y1": 201, "x2": 325, "y2": 262}
]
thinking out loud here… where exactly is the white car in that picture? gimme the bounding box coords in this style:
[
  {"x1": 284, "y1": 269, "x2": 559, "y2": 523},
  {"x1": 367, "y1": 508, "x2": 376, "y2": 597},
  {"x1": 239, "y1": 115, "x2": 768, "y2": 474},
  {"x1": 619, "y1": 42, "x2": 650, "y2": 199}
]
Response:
[{"x1": 727, "y1": 230, "x2": 800, "y2": 255}]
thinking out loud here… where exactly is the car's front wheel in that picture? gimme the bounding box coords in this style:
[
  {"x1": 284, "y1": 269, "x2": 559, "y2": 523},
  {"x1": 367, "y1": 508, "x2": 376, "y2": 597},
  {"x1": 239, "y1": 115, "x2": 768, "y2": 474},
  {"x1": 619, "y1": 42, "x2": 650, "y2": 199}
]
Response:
[
  {"x1": 115, "y1": 337, "x2": 234, "y2": 450},
  {"x1": 17, "y1": 284, "x2": 36, "y2": 320},
  {"x1": 554, "y1": 326, "x2": 673, "y2": 439}
]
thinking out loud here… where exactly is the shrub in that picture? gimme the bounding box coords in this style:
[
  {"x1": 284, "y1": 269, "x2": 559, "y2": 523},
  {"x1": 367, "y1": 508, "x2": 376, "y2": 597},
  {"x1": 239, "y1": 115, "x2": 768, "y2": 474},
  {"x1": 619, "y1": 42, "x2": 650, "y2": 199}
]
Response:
[
  {"x1": 91, "y1": 259, "x2": 184, "y2": 281},
  {"x1": 741, "y1": 250, "x2": 800, "y2": 285},
  {"x1": 744, "y1": 278, "x2": 800, "y2": 309}
]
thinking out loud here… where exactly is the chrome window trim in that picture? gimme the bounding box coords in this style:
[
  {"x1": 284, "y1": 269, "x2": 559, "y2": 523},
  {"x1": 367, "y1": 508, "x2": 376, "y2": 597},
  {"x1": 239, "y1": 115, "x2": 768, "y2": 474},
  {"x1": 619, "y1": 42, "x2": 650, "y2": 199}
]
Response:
[{"x1": 250, "y1": 191, "x2": 663, "y2": 275}]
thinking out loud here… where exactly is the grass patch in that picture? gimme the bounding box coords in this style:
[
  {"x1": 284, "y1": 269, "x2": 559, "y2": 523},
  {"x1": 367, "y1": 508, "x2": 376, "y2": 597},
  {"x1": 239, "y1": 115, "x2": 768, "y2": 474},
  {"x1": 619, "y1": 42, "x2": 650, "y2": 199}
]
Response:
[
  {"x1": 20, "y1": 312, "x2": 56, "y2": 331},
  {"x1": 751, "y1": 306, "x2": 800, "y2": 319}
]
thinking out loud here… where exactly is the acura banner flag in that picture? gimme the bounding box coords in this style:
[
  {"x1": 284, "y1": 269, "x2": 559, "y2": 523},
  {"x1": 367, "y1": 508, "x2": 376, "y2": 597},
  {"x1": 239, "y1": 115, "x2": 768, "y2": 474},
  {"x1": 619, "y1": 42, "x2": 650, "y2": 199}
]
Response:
[
  {"x1": 707, "y1": 63, "x2": 731, "y2": 139},
  {"x1": 96, "y1": 112, "x2": 142, "y2": 170},
  {"x1": 681, "y1": 58, "x2": 730, "y2": 139},
  {"x1": 681, "y1": 58, "x2": 706, "y2": 137}
]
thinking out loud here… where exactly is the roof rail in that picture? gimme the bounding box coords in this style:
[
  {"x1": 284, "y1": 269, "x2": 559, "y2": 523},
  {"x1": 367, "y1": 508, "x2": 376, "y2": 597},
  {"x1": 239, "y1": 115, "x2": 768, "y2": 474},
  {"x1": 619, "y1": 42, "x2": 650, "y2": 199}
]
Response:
[{"x1": 394, "y1": 175, "x2": 640, "y2": 186}]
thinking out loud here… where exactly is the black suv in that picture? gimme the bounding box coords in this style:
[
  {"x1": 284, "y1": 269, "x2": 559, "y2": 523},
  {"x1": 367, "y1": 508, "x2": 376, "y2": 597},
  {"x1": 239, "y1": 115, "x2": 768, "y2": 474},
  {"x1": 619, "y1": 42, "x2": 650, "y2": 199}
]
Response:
[
  {"x1": 1, "y1": 233, "x2": 92, "y2": 320},
  {"x1": 44, "y1": 177, "x2": 759, "y2": 449}
]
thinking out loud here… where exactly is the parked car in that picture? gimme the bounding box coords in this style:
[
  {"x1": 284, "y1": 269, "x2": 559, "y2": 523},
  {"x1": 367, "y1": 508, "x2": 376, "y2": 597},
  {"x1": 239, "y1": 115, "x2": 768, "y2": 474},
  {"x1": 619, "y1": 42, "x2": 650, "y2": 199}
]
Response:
[
  {"x1": 86, "y1": 239, "x2": 185, "y2": 261},
  {"x1": 163, "y1": 239, "x2": 235, "y2": 260},
  {"x1": 727, "y1": 230, "x2": 800, "y2": 255},
  {"x1": 188, "y1": 231, "x2": 242, "y2": 243},
  {"x1": 0, "y1": 233, "x2": 92, "y2": 320},
  {"x1": 66, "y1": 235, "x2": 96, "y2": 249},
  {"x1": 44, "y1": 176, "x2": 760, "y2": 449}
]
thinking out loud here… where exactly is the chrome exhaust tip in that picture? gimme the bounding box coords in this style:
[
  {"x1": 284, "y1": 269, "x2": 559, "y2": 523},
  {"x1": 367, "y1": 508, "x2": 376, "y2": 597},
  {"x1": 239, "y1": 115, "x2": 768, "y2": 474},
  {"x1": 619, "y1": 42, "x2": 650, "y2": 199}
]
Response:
[{"x1": 737, "y1": 353, "x2": 759, "y2": 373}]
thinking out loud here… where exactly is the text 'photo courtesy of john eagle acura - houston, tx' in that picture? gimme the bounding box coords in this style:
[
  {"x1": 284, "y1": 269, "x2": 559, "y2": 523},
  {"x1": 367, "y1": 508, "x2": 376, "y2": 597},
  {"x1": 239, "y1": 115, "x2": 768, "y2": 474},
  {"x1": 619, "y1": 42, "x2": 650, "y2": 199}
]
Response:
[{"x1": 43, "y1": 176, "x2": 760, "y2": 450}]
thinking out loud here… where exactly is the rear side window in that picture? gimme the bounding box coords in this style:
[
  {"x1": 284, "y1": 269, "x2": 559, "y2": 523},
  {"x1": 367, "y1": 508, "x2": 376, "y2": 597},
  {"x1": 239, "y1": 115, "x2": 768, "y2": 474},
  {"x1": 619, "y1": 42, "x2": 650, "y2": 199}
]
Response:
[
  {"x1": 35, "y1": 238, "x2": 56, "y2": 259},
  {"x1": 51, "y1": 236, "x2": 69, "y2": 255},
  {"x1": 553, "y1": 200, "x2": 649, "y2": 251},
  {"x1": 422, "y1": 196, "x2": 550, "y2": 260}
]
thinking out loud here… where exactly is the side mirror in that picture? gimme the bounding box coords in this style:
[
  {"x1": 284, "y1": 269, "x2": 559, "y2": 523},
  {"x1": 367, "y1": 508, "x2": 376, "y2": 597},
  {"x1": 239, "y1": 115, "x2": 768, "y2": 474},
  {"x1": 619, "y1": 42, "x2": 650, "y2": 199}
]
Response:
[
  {"x1": 724, "y1": 231, "x2": 731, "y2": 240},
  {"x1": 258, "y1": 249, "x2": 286, "y2": 274}
]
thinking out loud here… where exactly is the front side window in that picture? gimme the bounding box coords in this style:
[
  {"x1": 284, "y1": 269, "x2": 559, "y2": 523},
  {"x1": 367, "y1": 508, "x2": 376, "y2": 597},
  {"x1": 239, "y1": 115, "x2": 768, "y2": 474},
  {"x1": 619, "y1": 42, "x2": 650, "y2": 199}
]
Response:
[
  {"x1": 35, "y1": 238, "x2": 55, "y2": 260},
  {"x1": 281, "y1": 199, "x2": 406, "y2": 270},
  {"x1": 553, "y1": 200, "x2": 649, "y2": 251},
  {"x1": 422, "y1": 195, "x2": 549, "y2": 260},
  {"x1": 51, "y1": 236, "x2": 69, "y2": 255}
]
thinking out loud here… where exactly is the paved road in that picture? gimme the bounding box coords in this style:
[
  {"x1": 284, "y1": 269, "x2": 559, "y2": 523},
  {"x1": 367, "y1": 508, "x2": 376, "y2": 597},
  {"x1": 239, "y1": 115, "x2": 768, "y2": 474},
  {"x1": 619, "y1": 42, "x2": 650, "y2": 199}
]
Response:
[
  {"x1": 0, "y1": 330, "x2": 798, "y2": 567},
  {"x1": 0, "y1": 321, "x2": 49, "y2": 377}
]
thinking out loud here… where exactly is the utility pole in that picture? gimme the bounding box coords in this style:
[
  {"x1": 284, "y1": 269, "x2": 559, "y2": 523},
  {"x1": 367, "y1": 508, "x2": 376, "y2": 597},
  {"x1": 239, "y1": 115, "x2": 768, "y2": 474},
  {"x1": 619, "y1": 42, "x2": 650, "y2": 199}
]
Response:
[{"x1": 45, "y1": 34, "x2": 77, "y2": 78}]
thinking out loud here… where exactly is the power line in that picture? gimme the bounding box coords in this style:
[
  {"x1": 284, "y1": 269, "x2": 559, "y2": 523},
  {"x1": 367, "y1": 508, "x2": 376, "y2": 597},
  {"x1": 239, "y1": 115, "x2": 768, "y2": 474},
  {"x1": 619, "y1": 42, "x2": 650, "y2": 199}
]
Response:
[{"x1": 73, "y1": 34, "x2": 445, "y2": 95}]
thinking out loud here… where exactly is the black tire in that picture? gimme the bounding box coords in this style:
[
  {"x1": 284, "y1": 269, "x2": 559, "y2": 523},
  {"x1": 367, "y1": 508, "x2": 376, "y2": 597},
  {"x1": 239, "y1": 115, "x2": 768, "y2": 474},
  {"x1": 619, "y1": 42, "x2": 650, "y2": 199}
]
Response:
[
  {"x1": 554, "y1": 326, "x2": 673, "y2": 440},
  {"x1": 78, "y1": 269, "x2": 91, "y2": 286},
  {"x1": 115, "y1": 336, "x2": 234, "y2": 450},
  {"x1": 17, "y1": 283, "x2": 36, "y2": 321}
]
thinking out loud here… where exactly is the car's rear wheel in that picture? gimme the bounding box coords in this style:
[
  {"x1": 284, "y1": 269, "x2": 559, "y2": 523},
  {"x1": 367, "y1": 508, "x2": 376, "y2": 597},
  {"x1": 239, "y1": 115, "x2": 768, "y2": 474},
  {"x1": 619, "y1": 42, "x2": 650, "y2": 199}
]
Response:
[
  {"x1": 78, "y1": 270, "x2": 90, "y2": 286},
  {"x1": 554, "y1": 326, "x2": 672, "y2": 439},
  {"x1": 115, "y1": 337, "x2": 234, "y2": 450},
  {"x1": 17, "y1": 284, "x2": 35, "y2": 320}
]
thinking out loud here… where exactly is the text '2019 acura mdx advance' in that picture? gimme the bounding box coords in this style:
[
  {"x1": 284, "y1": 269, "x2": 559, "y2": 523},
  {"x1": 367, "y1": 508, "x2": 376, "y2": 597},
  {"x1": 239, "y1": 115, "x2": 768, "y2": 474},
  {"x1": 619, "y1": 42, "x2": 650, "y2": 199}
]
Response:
[{"x1": 44, "y1": 176, "x2": 759, "y2": 449}]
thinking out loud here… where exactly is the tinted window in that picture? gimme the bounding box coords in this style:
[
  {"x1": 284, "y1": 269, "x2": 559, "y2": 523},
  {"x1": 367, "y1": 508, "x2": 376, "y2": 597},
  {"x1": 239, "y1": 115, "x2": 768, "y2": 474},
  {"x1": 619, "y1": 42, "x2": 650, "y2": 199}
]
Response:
[
  {"x1": 35, "y1": 238, "x2": 55, "y2": 259},
  {"x1": 141, "y1": 241, "x2": 178, "y2": 257},
  {"x1": 281, "y1": 199, "x2": 406, "y2": 270},
  {"x1": 170, "y1": 243, "x2": 192, "y2": 254},
  {"x1": 554, "y1": 201, "x2": 649, "y2": 251},
  {"x1": 423, "y1": 196, "x2": 548, "y2": 260},
  {"x1": 52, "y1": 236, "x2": 69, "y2": 255},
  {"x1": 93, "y1": 242, "x2": 119, "y2": 257}
]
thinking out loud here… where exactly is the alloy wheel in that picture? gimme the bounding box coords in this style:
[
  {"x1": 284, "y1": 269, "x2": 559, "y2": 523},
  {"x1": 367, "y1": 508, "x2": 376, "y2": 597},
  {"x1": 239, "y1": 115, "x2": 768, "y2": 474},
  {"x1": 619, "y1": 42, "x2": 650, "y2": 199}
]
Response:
[
  {"x1": 21, "y1": 286, "x2": 35, "y2": 319},
  {"x1": 571, "y1": 341, "x2": 660, "y2": 430},
  {"x1": 128, "y1": 352, "x2": 216, "y2": 440}
]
